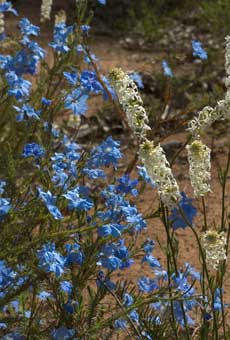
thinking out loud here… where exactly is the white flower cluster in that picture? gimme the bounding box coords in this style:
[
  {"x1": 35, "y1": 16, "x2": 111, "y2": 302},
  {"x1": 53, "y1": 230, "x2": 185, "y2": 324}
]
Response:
[
  {"x1": 201, "y1": 230, "x2": 227, "y2": 270},
  {"x1": 0, "y1": 0, "x2": 5, "y2": 35},
  {"x1": 140, "y1": 140, "x2": 181, "y2": 208},
  {"x1": 55, "y1": 10, "x2": 66, "y2": 25},
  {"x1": 225, "y1": 36, "x2": 230, "y2": 81},
  {"x1": 0, "y1": 12, "x2": 4, "y2": 35},
  {"x1": 110, "y1": 68, "x2": 150, "y2": 138},
  {"x1": 40, "y1": 0, "x2": 53, "y2": 22},
  {"x1": 187, "y1": 106, "x2": 219, "y2": 136},
  {"x1": 187, "y1": 140, "x2": 211, "y2": 197}
]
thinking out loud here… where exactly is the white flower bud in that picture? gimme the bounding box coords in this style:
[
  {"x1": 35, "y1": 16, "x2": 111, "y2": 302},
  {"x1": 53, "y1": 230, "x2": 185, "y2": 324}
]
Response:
[
  {"x1": 139, "y1": 140, "x2": 181, "y2": 208},
  {"x1": 41, "y1": 0, "x2": 53, "y2": 22},
  {"x1": 201, "y1": 230, "x2": 227, "y2": 270},
  {"x1": 187, "y1": 140, "x2": 211, "y2": 197},
  {"x1": 110, "y1": 68, "x2": 150, "y2": 138}
]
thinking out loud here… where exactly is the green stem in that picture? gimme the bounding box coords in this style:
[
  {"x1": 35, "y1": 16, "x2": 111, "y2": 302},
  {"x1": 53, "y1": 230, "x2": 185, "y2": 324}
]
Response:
[{"x1": 201, "y1": 197, "x2": 208, "y2": 231}]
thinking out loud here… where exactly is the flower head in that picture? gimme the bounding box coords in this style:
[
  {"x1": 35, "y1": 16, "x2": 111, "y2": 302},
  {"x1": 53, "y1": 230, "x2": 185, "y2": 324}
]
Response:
[
  {"x1": 169, "y1": 192, "x2": 197, "y2": 229},
  {"x1": 187, "y1": 140, "x2": 211, "y2": 197},
  {"x1": 192, "y1": 40, "x2": 208, "y2": 60},
  {"x1": 201, "y1": 230, "x2": 227, "y2": 269},
  {"x1": 110, "y1": 68, "x2": 150, "y2": 138},
  {"x1": 162, "y1": 60, "x2": 173, "y2": 77},
  {"x1": 40, "y1": 0, "x2": 53, "y2": 22},
  {"x1": 140, "y1": 140, "x2": 181, "y2": 208},
  {"x1": 22, "y1": 143, "x2": 45, "y2": 159},
  {"x1": 37, "y1": 243, "x2": 65, "y2": 277}
]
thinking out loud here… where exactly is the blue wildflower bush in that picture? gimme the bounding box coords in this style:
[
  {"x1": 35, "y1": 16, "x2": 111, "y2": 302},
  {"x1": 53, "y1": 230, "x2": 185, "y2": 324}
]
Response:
[{"x1": 1, "y1": 1, "x2": 230, "y2": 339}]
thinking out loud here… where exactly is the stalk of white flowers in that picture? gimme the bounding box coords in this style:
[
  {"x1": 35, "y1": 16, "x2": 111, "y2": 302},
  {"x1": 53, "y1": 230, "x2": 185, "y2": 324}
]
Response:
[
  {"x1": 187, "y1": 140, "x2": 211, "y2": 197},
  {"x1": 0, "y1": 12, "x2": 4, "y2": 36},
  {"x1": 110, "y1": 68, "x2": 150, "y2": 138},
  {"x1": 139, "y1": 139, "x2": 181, "y2": 208},
  {"x1": 187, "y1": 106, "x2": 217, "y2": 136},
  {"x1": 40, "y1": 0, "x2": 53, "y2": 22},
  {"x1": 201, "y1": 230, "x2": 227, "y2": 270},
  {"x1": 225, "y1": 36, "x2": 230, "y2": 77},
  {"x1": 0, "y1": 0, "x2": 5, "y2": 36},
  {"x1": 55, "y1": 10, "x2": 66, "y2": 25}
]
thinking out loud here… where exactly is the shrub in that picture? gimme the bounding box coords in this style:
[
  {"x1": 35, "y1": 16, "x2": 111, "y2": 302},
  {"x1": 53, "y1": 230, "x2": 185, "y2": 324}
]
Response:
[{"x1": 1, "y1": 1, "x2": 230, "y2": 340}]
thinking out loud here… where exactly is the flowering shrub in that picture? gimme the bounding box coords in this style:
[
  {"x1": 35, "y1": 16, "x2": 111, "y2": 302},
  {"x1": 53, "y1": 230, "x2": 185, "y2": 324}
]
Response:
[{"x1": 0, "y1": 1, "x2": 230, "y2": 340}]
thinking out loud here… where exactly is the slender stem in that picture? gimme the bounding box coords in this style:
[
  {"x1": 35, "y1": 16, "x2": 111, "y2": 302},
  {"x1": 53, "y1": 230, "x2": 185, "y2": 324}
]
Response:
[
  {"x1": 104, "y1": 283, "x2": 143, "y2": 340},
  {"x1": 220, "y1": 145, "x2": 230, "y2": 231},
  {"x1": 162, "y1": 206, "x2": 190, "y2": 340},
  {"x1": 178, "y1": 206, "x2": 219, "y2": 339},
  {"x1": 201, "y1": 197, "x2": 208, "y2": 232}
]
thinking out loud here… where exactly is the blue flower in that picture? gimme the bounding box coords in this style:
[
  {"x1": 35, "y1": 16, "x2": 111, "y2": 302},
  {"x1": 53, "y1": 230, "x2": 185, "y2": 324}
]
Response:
[
  {"x1": 37, "y1": 243, "x2": 65, "y2": 277},
  {"x1": 192, "y1": 40, "x2": 208, "y2": 60},
  {"x1": 99, "y1": 255, "x2": 121, "y2": 271},
  {"x1": 63, "y1": 70, "x2": 78, "y2": 85},
  {"x1": 22, "y1": 143, "x2": 45, "y2": 159},
  {"x1": 80, "y1": 70, "x2": 103, "y2": 94},
  {"x1": 81, "y1": 25, "x2": 91, "y2": 34},
  {"x1": 42, "y1": 97, "x2": 52, "y2": 106},
  {"x1": 141, "y1": 331, "x2": 153, "y2": 340},
  {"x1": 123, "y1": 293, "x2": 134, "y2": 306},
  {"x1": 138, "y1": 276, "x2": 159, "y2": 292},
  {"x1": 98, "y1": 224, "x2": 124, "y2": 238},
  {"x1": 60, "y1": 281, "x2": 72, "y2": 294},
  {"x1": 114, "y1": 319, "x2": 127, "y2": 330},
  {"x1": 65, "y1": 243, "x2": 84, "y2": 266},
  {"x1": 25, "y1": 41, "x2": 46, "y2": 59},
  {"x1": 19, "y1": 18, "x2": 39, "y2": 38},
  {"x1": 99, "y1": 239, "x2": 134, "y2": 270},
  {"x1": 82, "y1": 168, "x2": 105, "y2": 179},
  {"x1": 116, "y1": 174, "x2": 138, "y2": 196},
  {"x1": 101, "y1": 75, "x2": 116, "y2": 100},
  {"x1": 143, "y1": 239, "x2": 155, "y2": 254},
  {"x1": 96, "y1": 270, "x2": 116, "y2": 290},
  {"x1": 169, "y1": 192, "x2": 197, "y2": 230},
  {"x1": 14, "y1": 104, "x2": 40, "y2": 121},
  {"x1": 37, "y1": 291, "x2": 53, "y2": 300},
  {"x1": 129, "y1": 309, "x2": 139, "y2": 324},
  {"x1": 214, "y1": 288, "x2": 222, "y2": 311},
  {"x1": 137, "y1": 165, "x2": 155, "y2": 186},
  {"x1": 142, "y1": 254, "x2": 161, "y2": 268},
  {"x1": 184, "y1": 262, "x2": 200, "y2": 281},
  {"x1": 98, "y1": 0, "x2": 106, "y2": 4},
  {"x1": 38, "y1": 187, "x2": 63, "y2": 220},
  {"x1": 0, "y1": 198, "x2": 11, "y2": 219},
  {"x1": 3, "y1": 331, "x2": 24, "y2": 340},
  {"x1": 49, "y1": 23, "x2": 74, "y2": 53},
  {"x1": 162, "y1": 60, "x2": 173, "y2": 77},
  {"x1": 51, "y1": 326, "x2": 75, "y2": 340},
  {"x1": 64, "y1": 88, "x2": 88, "y2": 115},
  {"x1": 0, "y1": 180, "x2": 6, "y2": 195},
  {"x1": 88, "y1": 136, "x2": 122, "y2": 168},
  {"x1": 7, "y1": 44, "x2": 45, "y2": 76},
  {"x1": 129, "y1": 72, "x2": 144, "y2": 89},
  {"x1": 63, "y1": 186, "x2": 93, "y2": 211},
  {"x1": 154, "y1": 268, "x2": 168, "y2": 281},
  {"x1": 0, "y1": 322, "x2": 7, "y2": 329},
  {"x1": 121, "y1": 203, "x2": 146, "y2": 232},
  {"x1": 173, "y1": 301, "x2": 195, "y2": 326},
  {"x1": 0, "y1": 260, "x2": 17, "y2": 297},
  {"x1": 0, "y1": 2, "x2": 17, "y2": 15},
  {"x1": 6, "y1": 71, "x2": 31, "y2": 99}
]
